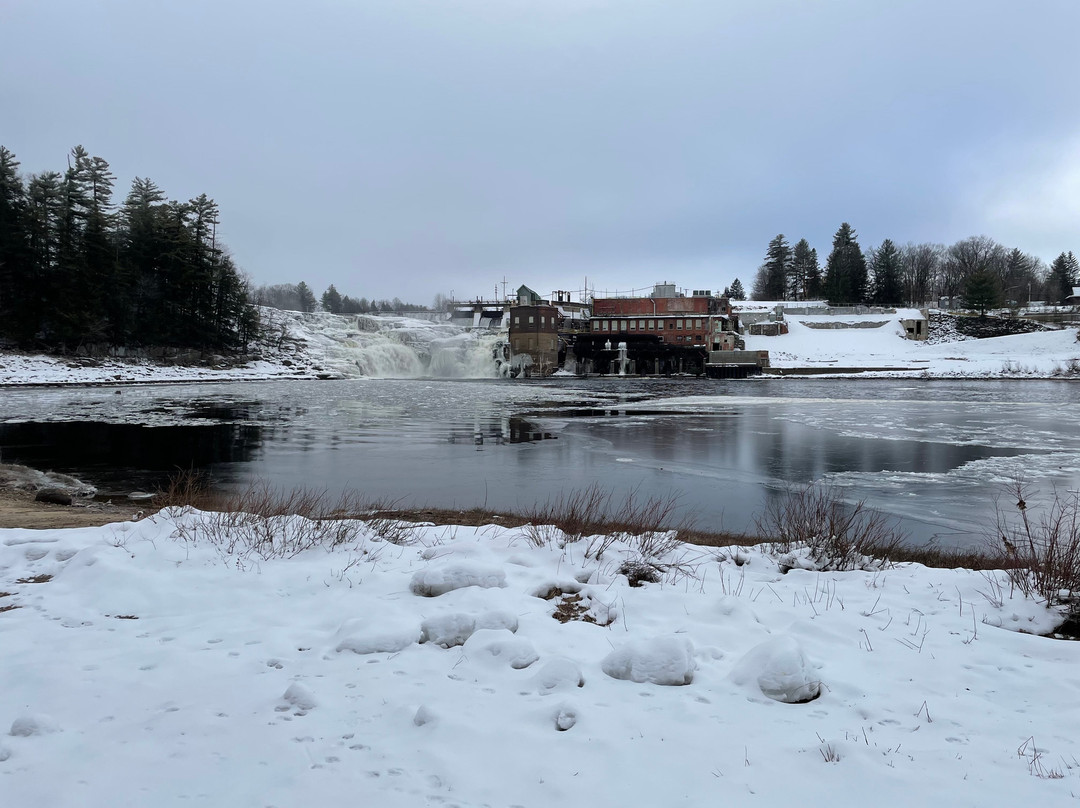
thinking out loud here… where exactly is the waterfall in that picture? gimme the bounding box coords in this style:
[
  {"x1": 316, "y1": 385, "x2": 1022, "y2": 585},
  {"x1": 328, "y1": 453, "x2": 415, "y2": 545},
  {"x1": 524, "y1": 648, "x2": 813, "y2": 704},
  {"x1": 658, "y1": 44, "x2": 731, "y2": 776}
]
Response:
[{"x1": 273, "y1": 310, "x2": 509, "y2": 379}]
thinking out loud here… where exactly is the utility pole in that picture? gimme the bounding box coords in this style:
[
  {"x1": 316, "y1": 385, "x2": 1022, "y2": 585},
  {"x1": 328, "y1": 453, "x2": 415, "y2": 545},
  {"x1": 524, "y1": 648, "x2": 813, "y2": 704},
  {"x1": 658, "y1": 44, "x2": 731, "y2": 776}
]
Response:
[{"x1": 501, "y1": 276, "x2": 508, "y2": 300}]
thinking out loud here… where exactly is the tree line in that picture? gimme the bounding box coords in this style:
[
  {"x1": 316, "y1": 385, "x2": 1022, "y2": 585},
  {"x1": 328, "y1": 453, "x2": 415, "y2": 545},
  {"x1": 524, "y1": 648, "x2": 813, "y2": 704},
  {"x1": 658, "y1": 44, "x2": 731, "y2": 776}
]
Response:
[
  {"x1": 251, "y1": 281, "x2": 435, "y2": 315},
  {"x1": 750, "y1": 223, "x2": 1078, "y2": 311},
  {"x1": 0, "y1": 146, "x2": 258, "y2": 351}
]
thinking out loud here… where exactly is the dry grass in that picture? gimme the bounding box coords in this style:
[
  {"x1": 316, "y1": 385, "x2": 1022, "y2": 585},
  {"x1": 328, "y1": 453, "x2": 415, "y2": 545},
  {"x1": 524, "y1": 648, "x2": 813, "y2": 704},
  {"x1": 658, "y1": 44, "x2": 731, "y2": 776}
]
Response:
[
  {"x1": 156, "y1": 472, "x2": 416, "y2": 559},
  {"x1": 150, "y1": 472, "x2": 1070, "y2": 592},
  {"x1": 756, "y1": 484, "x2": 906, "y2": 571},
  {"x1": 15, "y1": 573, "x2": 53, "y2": 584},
  {"x1": 996, "y1": 477, "x2": 1080, "y2": 610},
  {"x1": 518, "y1": 484, "x2": 706, "y2": 560}
]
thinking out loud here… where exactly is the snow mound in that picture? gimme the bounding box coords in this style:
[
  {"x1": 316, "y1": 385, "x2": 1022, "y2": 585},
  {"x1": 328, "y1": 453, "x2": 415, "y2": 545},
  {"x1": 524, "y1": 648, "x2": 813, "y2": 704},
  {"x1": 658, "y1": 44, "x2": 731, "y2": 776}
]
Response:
[
  {"x1": 281, "y1": 682, "x2": 317, "y2": 711},
  {"x1": 419, "y1": 609, "x2": 520, "y2": 648},
  {"x1": 462, "y1": 629, "x2": 539, "y2": 669},
  {"x1": 553, "y1": 703, "x2": 578, "y2": 731},
  {"x1": 601, "y1": 636, "x2": 696, "y2": 685},
  {"x1": 420, "y1": 613, "x2": 476, "y2": 648},
  {"x1": 528, "y1": 657, "x2": 586, "y2": 694},
  {"x1": 729, "y1": 636, "x2": 821, "y2": 703},
  {"x1": 9, "y1": 715, "x2": 60, "y2": 737},
  {"x1": 475, "y1": 610, "x2": 519, "y2": 633},
  {"x1": 413, "y1": 704, "x2": 437, "y2": 727},
  {"x1": 409, "y1": 563, "x2": 508, "y2": 597},
  {"x1": 334, "y1": 616, "x2": 420, "y2": 655}
]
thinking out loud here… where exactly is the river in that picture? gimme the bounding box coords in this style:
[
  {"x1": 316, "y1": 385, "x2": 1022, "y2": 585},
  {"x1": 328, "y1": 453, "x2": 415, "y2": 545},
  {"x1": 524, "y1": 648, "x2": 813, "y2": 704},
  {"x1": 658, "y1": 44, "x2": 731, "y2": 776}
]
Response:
[{"x1": 1, "y1": 377, "x2": 1077, "y2": 549}]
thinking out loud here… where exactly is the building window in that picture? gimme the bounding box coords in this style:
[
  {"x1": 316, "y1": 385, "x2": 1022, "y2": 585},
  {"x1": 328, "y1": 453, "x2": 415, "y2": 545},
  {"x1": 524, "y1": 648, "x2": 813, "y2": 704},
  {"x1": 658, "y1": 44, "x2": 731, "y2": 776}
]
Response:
[
  {"x1": 648, "y1": 320, "x2": 655, "y2": 330},
  {"x1": 667, "y1": 321, "x2": 674, "y2": 330},
  {"x1": 514, "y1": 316, "x2": 520, "y2": 325},
  {"x1": 638, "y1": 319, "x2": 646, "y2": 330},
  {"x1": 602, "y1": 321, "x2": 609, "y2": 331},
  {"x1": 694, "y1": 319, "x2": 701, "y2": 330},
  {"x1": 677, "y1": 319, "x2": 683, "y2": 329},
  {"x1": 529, "y1": 315, "x2": 534, "y2": 324},
  {"x1": 629, "y1": 320, "x2": 636, "y2": 330},
  {"x1": 540, "y1": 316, "x2": 545, "y2": 325}
]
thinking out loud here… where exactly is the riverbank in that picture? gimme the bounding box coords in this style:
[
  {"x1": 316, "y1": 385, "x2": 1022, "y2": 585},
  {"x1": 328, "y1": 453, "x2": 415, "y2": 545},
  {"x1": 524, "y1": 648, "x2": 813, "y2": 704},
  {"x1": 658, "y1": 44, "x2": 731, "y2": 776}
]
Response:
[
  {"x1": 2, "y1": 309, "x2": 1079, "y2": 385},
  {"x1": 0, "y1": 489, "x2": 134, "y2": 530},
  {"x1": 2, "y1": 503, "x2": 1077, "y2": 806}
]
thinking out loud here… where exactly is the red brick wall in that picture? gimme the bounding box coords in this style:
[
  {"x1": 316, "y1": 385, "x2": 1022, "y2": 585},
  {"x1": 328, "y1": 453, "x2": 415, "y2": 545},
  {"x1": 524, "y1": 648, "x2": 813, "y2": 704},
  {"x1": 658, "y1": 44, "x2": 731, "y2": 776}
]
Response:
[{"x1": 592, "y1": 296, "x2": 731, "y2": 316}]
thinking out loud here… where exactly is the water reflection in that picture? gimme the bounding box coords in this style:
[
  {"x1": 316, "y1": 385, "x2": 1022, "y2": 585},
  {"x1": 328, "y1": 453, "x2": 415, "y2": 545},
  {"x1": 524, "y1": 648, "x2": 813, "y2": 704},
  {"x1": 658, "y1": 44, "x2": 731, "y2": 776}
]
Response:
[
  {"x1": 1, "y1": 377, "x2": 1078, "y2": 548},
  {"x1": 0, "y1": 421, "x2": 263, "y2": 495}
]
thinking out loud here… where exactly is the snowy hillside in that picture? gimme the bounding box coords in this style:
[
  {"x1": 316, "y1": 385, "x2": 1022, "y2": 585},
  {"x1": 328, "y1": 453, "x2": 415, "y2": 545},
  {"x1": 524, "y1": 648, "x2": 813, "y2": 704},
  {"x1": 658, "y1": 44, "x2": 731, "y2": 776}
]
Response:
[
  {"x1": 745, "y1": 312, "x2": 1080, "y2": 377},
  {"x1": 2, "y1": 511, "x2": 1078, "y2": 806}
]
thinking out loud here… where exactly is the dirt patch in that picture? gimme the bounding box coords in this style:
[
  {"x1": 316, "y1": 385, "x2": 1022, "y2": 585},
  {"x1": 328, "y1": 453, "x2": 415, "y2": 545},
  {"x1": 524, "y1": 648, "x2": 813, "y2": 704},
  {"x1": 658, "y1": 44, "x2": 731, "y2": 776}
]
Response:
[{"x1": 0, "y1": 488, "x2": 136, "y2": 530}]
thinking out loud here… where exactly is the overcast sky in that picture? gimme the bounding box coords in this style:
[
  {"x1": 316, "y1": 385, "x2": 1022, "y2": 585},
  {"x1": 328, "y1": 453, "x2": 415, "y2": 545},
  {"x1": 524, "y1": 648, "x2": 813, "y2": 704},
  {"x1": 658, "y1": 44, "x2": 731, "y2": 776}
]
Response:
[{"x1": 4, "y1": 0, "x2": 1079, "y2": 305}]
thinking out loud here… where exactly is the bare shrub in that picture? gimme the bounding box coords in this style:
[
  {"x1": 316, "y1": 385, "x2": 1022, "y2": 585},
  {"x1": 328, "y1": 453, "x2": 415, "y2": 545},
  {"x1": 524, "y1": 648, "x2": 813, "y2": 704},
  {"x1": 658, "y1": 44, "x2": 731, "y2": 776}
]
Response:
[
  {"x1": 169, "y1": 483, "x2": 375, "y2": 560},
  {"x1": 155, "y1": 471, "x2": 427, "y2": 557},
  {"x1": 756, "y1": 484, "x2": 905, "y2": 571},
  {"x1": 996, "y1": 478, "x2": 1080, "y2": 610},
  {"x1": 520, "y1": 485, "x2": 611, "y2": 548},
  {"x1": 154, "y1": 467, "x2": 223, "y2": 511},
  {"x1": 519, "y1": 484, "x2": 692, "y2": 563}
]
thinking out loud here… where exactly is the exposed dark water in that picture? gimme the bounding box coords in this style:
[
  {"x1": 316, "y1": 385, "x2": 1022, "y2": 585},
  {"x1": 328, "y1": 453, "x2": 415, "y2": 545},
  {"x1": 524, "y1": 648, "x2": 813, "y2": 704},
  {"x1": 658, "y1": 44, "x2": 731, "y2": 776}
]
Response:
[
  {"x1": 1, "y1": 377, "x2": 1078, "y2": 548},
  {"x1": 0, "y1": 421, "x2": 264, "y2": 493}
]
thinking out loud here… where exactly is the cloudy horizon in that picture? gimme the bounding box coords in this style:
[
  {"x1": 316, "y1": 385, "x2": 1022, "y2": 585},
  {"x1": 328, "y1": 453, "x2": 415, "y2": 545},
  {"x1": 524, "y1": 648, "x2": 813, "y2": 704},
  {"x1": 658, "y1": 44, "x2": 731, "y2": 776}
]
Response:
[{"x1": 4, "y1": 0, "x2": 1078, "y2": 305}]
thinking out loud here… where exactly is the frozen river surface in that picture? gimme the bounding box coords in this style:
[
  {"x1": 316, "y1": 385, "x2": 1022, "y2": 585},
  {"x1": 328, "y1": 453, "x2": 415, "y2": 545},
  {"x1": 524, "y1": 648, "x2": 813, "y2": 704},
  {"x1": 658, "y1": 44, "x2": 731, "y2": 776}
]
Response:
[{"x1": 2, "y1": 377, "x2": 1078, "y2": 548}]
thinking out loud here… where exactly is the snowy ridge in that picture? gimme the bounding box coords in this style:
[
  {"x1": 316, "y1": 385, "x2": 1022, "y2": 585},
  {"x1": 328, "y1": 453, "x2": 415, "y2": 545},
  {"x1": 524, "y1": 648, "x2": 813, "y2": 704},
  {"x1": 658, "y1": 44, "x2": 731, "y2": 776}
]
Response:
[{"x1": 1, "y1": 510, "x2": 1078, "y2": 806}]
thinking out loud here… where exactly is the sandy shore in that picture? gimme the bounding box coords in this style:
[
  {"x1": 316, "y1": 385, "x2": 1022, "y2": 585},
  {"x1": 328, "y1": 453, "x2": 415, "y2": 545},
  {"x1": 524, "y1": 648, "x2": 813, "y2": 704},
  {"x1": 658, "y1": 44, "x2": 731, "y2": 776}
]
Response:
[{"x1": 0, "y1": 489, "x2": 139, "y2": 530}]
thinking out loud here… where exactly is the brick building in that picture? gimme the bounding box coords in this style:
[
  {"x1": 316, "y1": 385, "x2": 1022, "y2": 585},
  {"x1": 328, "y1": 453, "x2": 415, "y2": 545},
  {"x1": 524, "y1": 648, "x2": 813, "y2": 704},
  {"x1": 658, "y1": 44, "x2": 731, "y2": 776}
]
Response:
[
  {"x1": 573, "y1": 285, "x2": 740, "y2": 374},
  {"x1": 588, "y1": 286, "x2": 736, "y2": 349},
  {"x1": 508, "y1": 304, "x2": 561, "y2": 376}
]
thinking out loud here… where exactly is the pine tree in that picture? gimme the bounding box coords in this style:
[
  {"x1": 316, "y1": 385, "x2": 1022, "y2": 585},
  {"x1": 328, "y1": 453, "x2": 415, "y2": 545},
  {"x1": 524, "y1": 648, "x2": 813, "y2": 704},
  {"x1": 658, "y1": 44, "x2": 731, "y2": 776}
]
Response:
[
  {"x1": 1048, "y1": 252, "x2": 1078, "y2": 304},
  {"x1": 1, "y1": 144, "x2": 258, "y2": 352},
  {"x1": 823, "y1": 222, "x2": 867, "y2": 306},
  {"x1": 870, "y1": 239, "x2": 903, "y2": 306},
  {"x1": 963, "y1": 269, "x2": 1001, "y2": 315},
  {"x1": 804, "y1": 247, "x2": 822, "y2": 299},
  {"x1": 296, "y1": 281, "x2": 316, "y2": 312},
  {"x1": 0, "y1": 147, "x2": 29, "y2": 340},
  {"x1": 790, "y1": 239, "x2": 818, "y2": 301},
  {"x1": 321, "y1": 284, "x2": 342, "y2": 313},
  {"x1": 752, "y1": 235, "x2": 792, "y2": 300},
  {"x1": 728, "y1": 278, "x2": 746, "y2": 300}
]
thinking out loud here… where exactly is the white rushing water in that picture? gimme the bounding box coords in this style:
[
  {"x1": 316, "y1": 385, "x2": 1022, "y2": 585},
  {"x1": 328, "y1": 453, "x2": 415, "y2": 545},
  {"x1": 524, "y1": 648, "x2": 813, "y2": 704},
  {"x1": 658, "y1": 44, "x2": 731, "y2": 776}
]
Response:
[{"x1": 273, "y1": 310, "x2": 509, "y2": 379}]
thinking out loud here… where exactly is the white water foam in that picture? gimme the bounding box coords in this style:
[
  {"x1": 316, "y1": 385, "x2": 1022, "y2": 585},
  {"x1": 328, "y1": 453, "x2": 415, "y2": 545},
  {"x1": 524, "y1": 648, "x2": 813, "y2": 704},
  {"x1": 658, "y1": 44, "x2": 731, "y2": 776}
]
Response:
[{"x1": 277, "y1": 311, "x2": 509, "y2": 379}]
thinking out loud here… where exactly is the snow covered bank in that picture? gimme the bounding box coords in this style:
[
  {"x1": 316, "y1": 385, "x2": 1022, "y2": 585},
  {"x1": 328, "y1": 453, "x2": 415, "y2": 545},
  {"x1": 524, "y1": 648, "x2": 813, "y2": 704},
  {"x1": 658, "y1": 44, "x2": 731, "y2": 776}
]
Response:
[
  {"x1": 744, "y1": 311, "x2": 1080, "y2": 377},
  {"x1": 2, "y1": 510, "x2": 1078, "y2": 806},
  {"x1": 3, "y1": 307, "x2": 1079, "y2": 385}
]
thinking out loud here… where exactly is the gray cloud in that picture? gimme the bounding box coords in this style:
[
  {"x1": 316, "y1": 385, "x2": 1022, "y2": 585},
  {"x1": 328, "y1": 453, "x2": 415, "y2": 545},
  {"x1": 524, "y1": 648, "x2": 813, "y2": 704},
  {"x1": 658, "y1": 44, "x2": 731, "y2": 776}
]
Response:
[{"x1": 4, "y1": 0, "x2": 1078, "y2": 303}]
